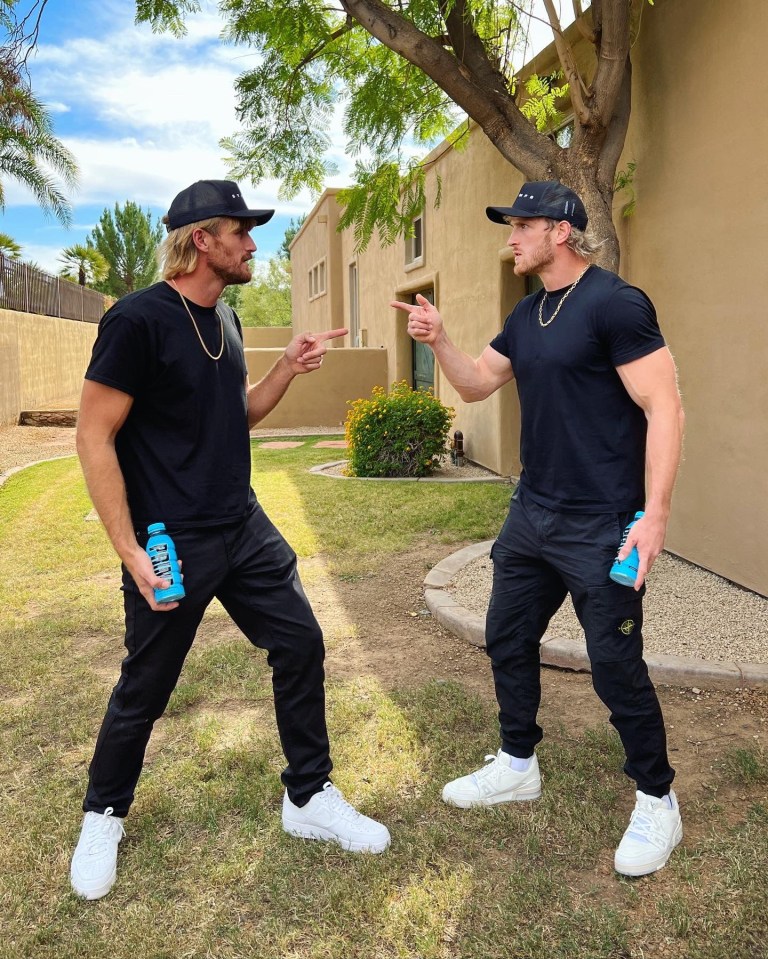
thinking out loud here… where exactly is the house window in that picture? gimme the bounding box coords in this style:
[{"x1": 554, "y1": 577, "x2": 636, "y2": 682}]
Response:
[
  {"x1": 308, "y1": 258, "x2": 327, "y2": 300},
  {"x1": 404, "y1": 214, "x2": 424, "y2": 270}
]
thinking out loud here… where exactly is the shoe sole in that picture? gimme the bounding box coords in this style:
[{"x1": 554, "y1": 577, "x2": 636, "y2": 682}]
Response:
[
  {"x1": 614, "y1": 822, "x2": 683, "y2": 877},
  {"x1": 283, "y1": 821, "x2": 390, "y2": 853},
  {"x1": 70, "y1": 869, "x2": 116, "y2": 900},
  {"x1": 442, "y1": 784, "x2": 542, "y2": 808}
]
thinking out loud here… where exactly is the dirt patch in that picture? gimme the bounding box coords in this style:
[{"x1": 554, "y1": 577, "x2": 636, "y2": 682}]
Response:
[{"x1": 305, "y1": 537, "x2": 768, "y2": 812}]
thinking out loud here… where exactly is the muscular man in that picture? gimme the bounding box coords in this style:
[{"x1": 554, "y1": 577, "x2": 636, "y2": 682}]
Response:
[
  {"x1": 394, "y1": 180, "x2": 684, "y2": 877},
  {"x1": 71, "y1": 179, "x2": 390, "y2": 901}
]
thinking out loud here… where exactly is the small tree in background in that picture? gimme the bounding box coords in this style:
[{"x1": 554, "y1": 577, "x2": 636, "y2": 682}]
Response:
[
  {"x1": 238, "y1": 257, "x2": 292, "y2": 327},
  {"x1": 58, "y1": 242, "x2": 109, "y2": 286},
  {"x1": 0, "y1": 230, "x2": 22, "y2": 258},
  {"x1": 345, "y1": 381, "x2": 454, "y2": 478},
  {"x1": 89, "y1": 200, "x2": 163, "y2": 297},
  {"x1": 278, "y1": 214, "x2": 306, "y2": 260}
]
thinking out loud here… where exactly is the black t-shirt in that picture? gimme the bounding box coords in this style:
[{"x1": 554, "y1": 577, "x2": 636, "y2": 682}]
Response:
[
  {"x1": 489, "y1": 265, "x2": 665, "y2": 513},
  {"x1": 84, "y1": 281, "x2": 256, "y2": 528}
]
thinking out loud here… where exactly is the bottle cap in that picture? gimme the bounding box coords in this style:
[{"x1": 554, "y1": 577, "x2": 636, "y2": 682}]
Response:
[{"x1": 147, "y1": 522, "x2": 166, "y2": 534}]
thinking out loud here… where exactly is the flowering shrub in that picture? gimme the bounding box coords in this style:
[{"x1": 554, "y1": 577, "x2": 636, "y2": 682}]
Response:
[{"x1": 345, "y1": 381, "x2": 454, "y2": 478}]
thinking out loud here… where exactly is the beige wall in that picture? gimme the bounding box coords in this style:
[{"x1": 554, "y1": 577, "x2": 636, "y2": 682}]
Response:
[
  {"x1": 290, "y1": 0, "x2": 768, "y2": 595},
  {"x1": 0, "y1": 309, "x2": 96, "y2": 426},
  {"x1": 621, "y1": 0, "x2": 768, "y2": 594},
  {"x1": 242, "y1": 327, "x2": 292, "y2": 349},
  {"x1": 245, "y1": 346, "x2": 388, "y2": 429},
  {"x1": 290, "y1": 191, "x2": 346, "y2": 346}
]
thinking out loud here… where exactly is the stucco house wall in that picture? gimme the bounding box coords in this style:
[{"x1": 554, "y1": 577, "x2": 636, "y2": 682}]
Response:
[{"x1": 290, "y1": 0, "x2": 768, "y2": 595}]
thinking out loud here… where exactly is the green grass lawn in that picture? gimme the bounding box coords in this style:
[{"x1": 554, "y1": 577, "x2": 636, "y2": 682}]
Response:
[{"x1": 0, "y1": 441, "x2": 766, "y2": 959}]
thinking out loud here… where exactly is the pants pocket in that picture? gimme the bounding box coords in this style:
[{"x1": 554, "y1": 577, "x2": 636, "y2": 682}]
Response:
[{"x1": 582, "y1": 582, "x2": 645, "y2": 664}]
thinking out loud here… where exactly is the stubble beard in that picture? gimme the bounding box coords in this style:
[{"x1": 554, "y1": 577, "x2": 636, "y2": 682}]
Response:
[
  {"x1": 210, "y1": 260, "x2": 252, "y2": 287},
  {"x1": 513, "y1": 233, "x2": 555, "y2": 277}
]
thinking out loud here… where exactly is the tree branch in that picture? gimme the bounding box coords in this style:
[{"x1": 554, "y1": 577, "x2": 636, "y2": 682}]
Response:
[
  {"x1": 572, "y1": 0, "x2": 597, "y2": 43},
  {"x1": 541, "y1": 0, "x2": 591, "y2": 125},
  {"x1": 339, "y1": 0, "x2": 556, "y2": 179},
  {"x1": 293, "y1": 17, "x2": 354, "y2": 73},
  {"x1": 591, "y1": 0, "x2": 631, "y2": 128}
]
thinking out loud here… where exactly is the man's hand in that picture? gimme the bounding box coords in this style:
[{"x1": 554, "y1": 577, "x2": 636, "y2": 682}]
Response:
[
  {"x1": 284, "y1": 328, "x2": 348, "y2": 374},
  {"x1": 391, "y1": 294, "x2": 444, "y2": 345},
  {"x1": 617, "y1": 512, "x2": 667, "y2": 591},
  {"x1": 123, "y1": 546, "x2": 182, "y2": 612}
]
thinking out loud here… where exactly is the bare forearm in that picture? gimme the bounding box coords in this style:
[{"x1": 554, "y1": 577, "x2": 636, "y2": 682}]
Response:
[
  {"x1": 431, "y1": 332, "x2": 496, "y2": 402},
  {"x1": 247, "y1": 355, "x2": 296, "y2": 427},
  {"x1": 77, "y1": 435, "x2": 141, "y2": 565},
  {"x1": 644, "y1": 404, "x2": 685, "y2": 520}
]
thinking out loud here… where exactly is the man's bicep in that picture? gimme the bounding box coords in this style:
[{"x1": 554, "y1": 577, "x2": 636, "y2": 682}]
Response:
[
  {"x1": 616, "y1": 347, "x2": 680, "y2": 412},
  {"x1": 477, "y1": 345, "x2": 515, "y2": 391},
  {"x1": 78, "y1": 379, "x2": 135, "y2": 443}
]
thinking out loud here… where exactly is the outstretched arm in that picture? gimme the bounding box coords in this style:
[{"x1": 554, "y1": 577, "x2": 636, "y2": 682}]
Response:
[
  {"x1": 391, "y1": 294, "x2": 513, "y2": 401},
  {"x1": 76, "y1": 379, "x2": 180, "y2": 611},
  {"x1": 247, "y1": 328, "x2": 348, "y2": 427},
  {"x1": 616, "y1": 347, "x2": 685, "y2": 590}
]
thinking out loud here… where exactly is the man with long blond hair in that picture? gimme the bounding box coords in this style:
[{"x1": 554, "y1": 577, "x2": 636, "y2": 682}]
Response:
[{"x1": 71, "y1": 180, "x2": 390, "y2": 901}]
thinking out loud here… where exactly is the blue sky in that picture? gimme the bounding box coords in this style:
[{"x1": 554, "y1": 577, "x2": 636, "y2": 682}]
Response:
[
  {"x1": 2, "y1": 0, "x2": 341, "y2": 273},
  {"x1": 2, "y1": 0, "x2": 558, "y2": 276}
]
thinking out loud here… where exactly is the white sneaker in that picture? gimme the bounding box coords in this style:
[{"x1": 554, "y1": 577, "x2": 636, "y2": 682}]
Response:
[
  {"x1": 70, "y1": 807, "x2": 126, "y2": 900},
  {"x1": 442, "y1": 751, "x2": 542, "y2": 808},
  {"x1": 282, "y1": 782, "x2": 391, "y2": 853},
  {"x1": 614, "y1": 789, "x2": 683, "y2": 877}
]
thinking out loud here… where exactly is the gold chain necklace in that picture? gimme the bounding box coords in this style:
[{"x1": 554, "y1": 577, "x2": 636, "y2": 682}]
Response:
[
  {"x1": 168, "y1": 279, "x2": 224, "y2": 360},
  {"x1": 538, "y1": 265, "x2": 591, "y2": 328}
]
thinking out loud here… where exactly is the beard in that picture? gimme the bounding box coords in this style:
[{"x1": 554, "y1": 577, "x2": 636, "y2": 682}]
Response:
[
  {"x1": 513, "y1": 232, "x2": 555, "y2": 276},
  {"x1": 210, "y1": 259, "x2": 252, "y2": 286},
  {"x1": 207, "y1": 237, "x2": 253, "y2": 286}
]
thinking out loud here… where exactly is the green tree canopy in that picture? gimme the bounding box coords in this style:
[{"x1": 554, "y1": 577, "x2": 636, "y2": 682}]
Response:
[
  {"x1": 58, "y1": 242, "x2": 109, "y2": 287},
  {"x1": 237, "y1": 257, "x2": 292, "y2": 328},
  {"x1": 89, "y1": 200, "x2": 164, "y2": 297},
  {"x1": 137, "y1": 0, "x2": 653, "y2": 271}
]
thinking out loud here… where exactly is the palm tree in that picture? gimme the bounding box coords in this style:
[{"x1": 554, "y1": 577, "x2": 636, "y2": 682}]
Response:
[
  {"x1": 0, "y1": 53, "x2": 79, "y2": 225},
  {"x1": 59, "y1": 243, "x2": 109, "y2": 287},
  {"x1": 0, "y1": 230, "x2": 22, "y2": 258}
]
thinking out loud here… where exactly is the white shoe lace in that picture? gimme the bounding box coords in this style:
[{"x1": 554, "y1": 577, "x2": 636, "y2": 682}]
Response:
[
  {"x1": 321, "y1": 783, "x2": 363, "y2": 822},
  {"x1": 472, "y1": 754, "x2": 505, "y2": 785},
  {"x1": 83, "y1": 807, "x2": 125, "y2": 853},
  {"x1": 625, "y1": 798, "x2": 670, "y2": 849}
]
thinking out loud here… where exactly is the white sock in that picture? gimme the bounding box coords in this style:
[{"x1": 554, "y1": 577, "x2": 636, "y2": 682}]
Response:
[
  {"x1": 504, "y1": 753, "x2": 533, "y2": 772},
  {"x1": 661, "y1": 793, "x2": 674, "y2": 809}
]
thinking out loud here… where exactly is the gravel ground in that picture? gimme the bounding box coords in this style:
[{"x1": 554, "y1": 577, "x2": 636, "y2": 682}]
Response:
[{"x1": 449, "y1": 549, "x2": 768, "y2": 665}]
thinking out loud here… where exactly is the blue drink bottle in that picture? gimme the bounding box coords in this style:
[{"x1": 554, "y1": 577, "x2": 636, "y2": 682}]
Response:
[
  {"x1": 146, "y1": 522, "x2": 185, "y2": 603},
  {"x1": 610, "y1": 511, "x2": 644, "y2": 587}
]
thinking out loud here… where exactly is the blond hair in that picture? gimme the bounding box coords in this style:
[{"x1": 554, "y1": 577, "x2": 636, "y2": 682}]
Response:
[
  {"x1": 158, "y1": 216, "x2": 257, "y2": 280},
  {"x1": 542, "y1": 218, "x2": 605, "y2": 259}
]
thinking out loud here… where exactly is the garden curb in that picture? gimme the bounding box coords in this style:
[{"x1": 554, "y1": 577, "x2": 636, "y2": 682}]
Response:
[
  {"x1": 309, "y1": 460, "x2": 510, "y2": 483},
  {"x1": 424, "y1": 541, "x2": 768, "y2": 689}
]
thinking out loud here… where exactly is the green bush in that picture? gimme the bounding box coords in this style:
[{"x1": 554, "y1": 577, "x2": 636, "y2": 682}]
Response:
[{"x1": 344, "y1": 381, "x2": 454, "y2": 478}]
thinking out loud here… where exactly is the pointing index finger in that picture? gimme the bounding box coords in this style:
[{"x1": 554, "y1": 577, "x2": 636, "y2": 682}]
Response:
[{"x1": 313, "y1": 327, "x2": 348, "y2": 342}]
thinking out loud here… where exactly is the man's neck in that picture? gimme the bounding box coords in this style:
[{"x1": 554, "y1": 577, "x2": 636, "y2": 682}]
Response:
[
  {"x1": 167, "y1": 271, "x2": 225, "y2": 308},
  {"x1": 538, "y1": 254, "x2": 591, "y2": 292}
]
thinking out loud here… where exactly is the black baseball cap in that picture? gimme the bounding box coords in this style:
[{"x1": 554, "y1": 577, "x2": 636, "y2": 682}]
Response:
[
  {"x1": 166, "y1": 179, "x2": 274, "y2": 230},
  {"x1": 486, "y1": 180, "x2": 588, "y2": 230}
]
